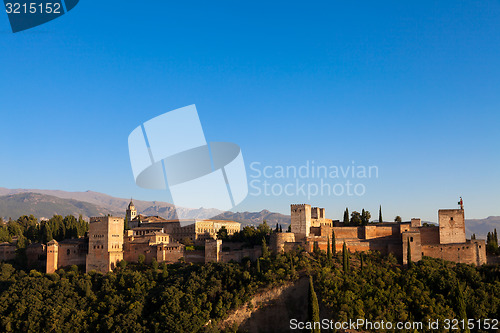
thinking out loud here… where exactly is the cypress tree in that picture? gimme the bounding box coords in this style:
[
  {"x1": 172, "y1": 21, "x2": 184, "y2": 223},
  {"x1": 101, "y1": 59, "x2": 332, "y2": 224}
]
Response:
[
  {"x1": 407, "y1": 238, "x2": 412, "y2": 268},
  {"x1": 308, "y1": 276, "x2": 320, "y2": 333},
  {"x1": 327, "y1": 237, "x2": 332, "y2": 263},
  {"x1": 379, "y1": 205, "x2": 383, "y2": 223},
  {"x1": 256, "y1": 258, "x2": 261, "y2": 274},
  {"x1": 456, "y1": 282, "x2": 470, "y2": 333},
  {"x1": 342, "y1": 242, "x2": 349, "y2": 273},
  {"x1": 495, "y1": 229, "x2": 498, "y2": 247},
  {"x1": 331, "y1": 230, "x2": 336, "y2": 255},
  {"x1": 279, "y1": 224, "x2": 282, "y2": 233},
  {"x1": 360, "y1": 253, "x2": 364, "y2": 272},
  {"x1": 261, "y1": 237, "x2": 270, "y2": 258},
  {"x1": 343, "y1": 208, "x2": 349, "y2": 225},
  {"x1": 275, "y1": 223, "x2": 279, "y2": 232}
]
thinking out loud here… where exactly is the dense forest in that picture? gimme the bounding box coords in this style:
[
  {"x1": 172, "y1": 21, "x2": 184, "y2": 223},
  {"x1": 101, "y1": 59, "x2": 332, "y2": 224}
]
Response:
[
  {"x1": 0, "y1": 248, "x2": 498, "y2": 332},
  {"x1": 0, "y1": 248, "x2": 302, "y2": 332},
  {"x1": 1, "y1": 216, "x2": 499, "y2": 332}
]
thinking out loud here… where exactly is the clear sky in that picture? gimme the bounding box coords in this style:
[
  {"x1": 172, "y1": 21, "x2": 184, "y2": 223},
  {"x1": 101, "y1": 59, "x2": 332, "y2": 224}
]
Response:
[{"x1": 1, "y1": 1, "x2": 499, "y2": 222}]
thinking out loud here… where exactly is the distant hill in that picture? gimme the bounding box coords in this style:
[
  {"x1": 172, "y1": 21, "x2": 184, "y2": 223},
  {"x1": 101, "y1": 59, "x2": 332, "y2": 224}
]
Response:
[
  {"x1": 0, "y1": 187, "x2": 222, "y2": 220},
  {"x1": 465, "y1": 216, "x2": 500, "y2": 239},
  {"x1": 213, "y1": 209, "x2": 291, "y2": 227},
  {"x1": 0, "y1": 193, "x2": 111, "y2": 220},
  {"x1": 0, "y1": 188, "x2": 497, "y2": 237}
]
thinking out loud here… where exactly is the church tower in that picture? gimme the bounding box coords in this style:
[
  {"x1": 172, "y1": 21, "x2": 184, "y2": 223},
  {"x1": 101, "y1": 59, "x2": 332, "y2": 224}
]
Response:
[{"x1": 126, "y1": 199, "x2": 137, "y2": 222}]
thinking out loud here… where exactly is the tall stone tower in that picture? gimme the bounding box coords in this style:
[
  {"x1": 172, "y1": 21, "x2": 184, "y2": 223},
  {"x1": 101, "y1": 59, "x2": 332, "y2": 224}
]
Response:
[
  {"x1": 438, "y1": 209, "x2": 466, "y2": 244},
  {"x1": 291, "y1": 204, "x2": 311, "y2": 240},
  {"x1": 86, "y1": 216, "x2": 124, "y2": 273},
  {"x1": 126, "y1": 199, "x2": 137, "y2": 222}
]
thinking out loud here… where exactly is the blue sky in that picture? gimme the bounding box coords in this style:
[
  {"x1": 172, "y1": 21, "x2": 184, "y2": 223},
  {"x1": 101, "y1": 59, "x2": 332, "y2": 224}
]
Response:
[{"x1": 1, "y1": 1, "x2": 499, "y2": 221}]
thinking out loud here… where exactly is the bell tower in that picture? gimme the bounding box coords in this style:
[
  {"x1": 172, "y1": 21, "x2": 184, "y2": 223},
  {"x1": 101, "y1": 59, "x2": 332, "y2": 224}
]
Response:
[{"x1": 126, "y1": 199, "x2": 137, "y2": 222}]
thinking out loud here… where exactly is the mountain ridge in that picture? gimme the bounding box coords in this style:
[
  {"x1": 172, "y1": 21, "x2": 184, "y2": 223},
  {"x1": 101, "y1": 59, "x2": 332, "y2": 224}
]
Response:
[{"x1": 0, "y1": 187, "x2": 497, "y2": 237}]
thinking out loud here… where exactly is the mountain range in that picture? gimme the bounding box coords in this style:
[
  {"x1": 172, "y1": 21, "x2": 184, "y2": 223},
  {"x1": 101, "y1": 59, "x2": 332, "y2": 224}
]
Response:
[
  {"x1": 0, "y1": 187, "x2": 290, "y2": 227},
  {"x1": 0, "y1": 187, "x2": 497, "y2": 238}
]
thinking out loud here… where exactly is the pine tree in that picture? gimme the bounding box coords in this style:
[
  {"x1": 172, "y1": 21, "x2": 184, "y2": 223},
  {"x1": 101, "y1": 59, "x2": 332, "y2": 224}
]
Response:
[
  {"x1": 407, "y1": 238, "x2": 412, "y2": 268},
  {"x1": 342, "y1": 242, "x2": 349, "y2": 273},
  {"x1": 308, "y1": 276, "x2": 320, "y2": 333},
  {"x1": 379, "y1": 205, "x2": 383, "y2": 223},
  {"x1": 343, "y1": 208, "x2": 350, "y2": 225}
]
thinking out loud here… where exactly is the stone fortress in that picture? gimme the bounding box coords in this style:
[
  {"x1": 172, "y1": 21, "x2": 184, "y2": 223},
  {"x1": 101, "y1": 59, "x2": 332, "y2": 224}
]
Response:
[
  {"x1": 7, "y1": 199, "x2": 488, "y2": 273},
  {"x1": 271, "y1": 202, "x2": 486, "y2": 265},
  {"x1": 41, "y1": 200, "x2": 242, "y2": 274}
]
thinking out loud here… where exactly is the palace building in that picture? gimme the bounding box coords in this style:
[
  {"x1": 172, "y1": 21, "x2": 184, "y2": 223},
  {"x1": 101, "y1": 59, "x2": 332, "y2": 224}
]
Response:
[{"x1": 271, "y1": 203, "x2": 486, "y2": 266}]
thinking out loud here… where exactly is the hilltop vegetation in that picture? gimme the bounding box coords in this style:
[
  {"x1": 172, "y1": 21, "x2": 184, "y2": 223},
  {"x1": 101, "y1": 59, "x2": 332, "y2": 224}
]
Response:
[
  {"x1": 0, "y1": 249, "x2": 303, "y2": 332},
  {"x1": 0, "y1": 245, "x2": 498, "y2": 332}
]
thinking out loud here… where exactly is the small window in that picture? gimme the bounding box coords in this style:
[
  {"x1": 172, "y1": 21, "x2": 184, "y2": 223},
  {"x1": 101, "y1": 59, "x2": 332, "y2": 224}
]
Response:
[
  {"x1": 67, "y1": 249, "x2": 70, "y2": 255},
  {"x1": 410, "y1": 237, "x2": 414, "y2": 242},
  {"x1": 450, "y1": 217, "x2": 454, "y2": 221}
]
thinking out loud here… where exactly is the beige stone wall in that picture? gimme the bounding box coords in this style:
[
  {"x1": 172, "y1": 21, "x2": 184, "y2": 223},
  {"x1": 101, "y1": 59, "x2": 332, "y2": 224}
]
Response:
[
  {"x1": 271, "y1": 232, "x2": 295, "y2": 253},
  {"x1": 402, "y1": 231, "x2": 422, "y2": 264},
  {"x1": 333, "y1": 227, "x2": 361, "y2": 240},
  {"x1": 291, "y1": 204, "x2": 311, "y2": 239},
  {"x1": 364, "y1": 225, "x2": 399, "y2": 239},
  {"x1": 205, "y1": 239, "x2": 222, "y2": 263},
  {"x1": 0, "y1": 243, "x2": 16, "y2": 262},
  {"x1": 46, "y1": 241, "x2": 58, "y2": 273},
  {"x1": 411, "y1": 218, "x2": 421, "y2": 228},
  {"x1": 439, "y1": 209, "x2": 466, "y2": 244},
  {"x1": 422, "y1": 239, "x2": 486, "y2": 265},
  {"x1": 56, "y1": 241, "x2": 87, "y2": 269},
  {"x1": 86, "y1": 216, "x2": 124, "y2": 273},
  {"x1": 420, "y1": 226, "x2": 440, "y2": 245}
]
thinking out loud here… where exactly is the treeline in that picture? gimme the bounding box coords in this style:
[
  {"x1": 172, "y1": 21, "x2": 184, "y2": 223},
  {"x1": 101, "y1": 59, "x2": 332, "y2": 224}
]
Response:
[
  {"x1": 0, "y1": 247, "x2": 303, "y2": 332},
  {"x1": 311, "y1": 250, "x2": 500, "y2": 332},
  {"x1": 486, "y1": 229, "x2": 499, "y2": 255},
  {"x1": 0, "y1": 214, "x2": 88, "y2": 248}
]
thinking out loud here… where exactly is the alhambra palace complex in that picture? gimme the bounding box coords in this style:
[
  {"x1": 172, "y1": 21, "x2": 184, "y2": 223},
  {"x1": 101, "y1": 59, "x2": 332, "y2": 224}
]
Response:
[{"x1": 2, "y1": 199, "x2": 486, "y2": 273}]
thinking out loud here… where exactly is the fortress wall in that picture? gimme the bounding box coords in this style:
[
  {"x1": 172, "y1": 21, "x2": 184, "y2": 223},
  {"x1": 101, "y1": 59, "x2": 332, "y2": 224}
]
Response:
[
  {"x1": 123, "y1": 243, "x2": 156, "y2": 263},
  {"x1": 333, "y1": 227, "x2": 361, "y2": 239},
  {"x1": 422, "y1": 240, "x2": 486, "y2": 265},
  {"x1": 420, "y1": 226, "x2": 440, "y2": 245},
  {"x1": 283, "y1": 242, "x2": 304, "y2": 252},
  {"x1": 271, "y1": 232, "x2": 296, "y2": 253},
  {"x1": 220, "y1": 247, "x2": 261, "y2": 263},
  {"x1": 402, "y1": 232, "x2": 422, "y2": 265},
  {"x1": 57, "y1": 242, "x2": 87, "y2": 268},
  {"x1": 184, "y1": 250, "x2": 205, "y2": 263},
  {"x1": 291, "y1": 204, "x2": 311, "y2": 239},
  {"x1": 364, "y1": 225, "x2": 399, "y2": 239},
  {"x1": 439, "y1": 209, "x2": 466, "y2": 244}
]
